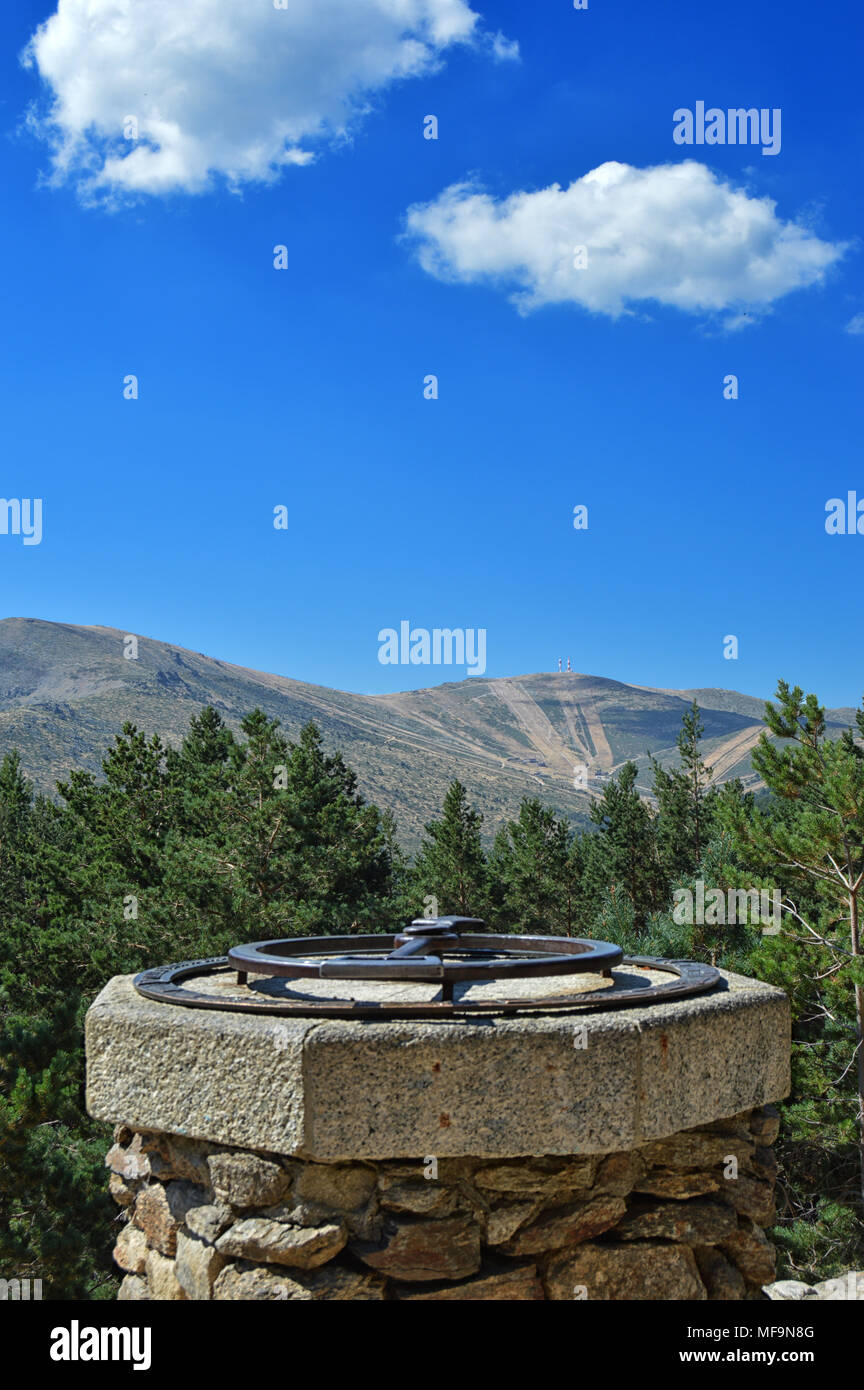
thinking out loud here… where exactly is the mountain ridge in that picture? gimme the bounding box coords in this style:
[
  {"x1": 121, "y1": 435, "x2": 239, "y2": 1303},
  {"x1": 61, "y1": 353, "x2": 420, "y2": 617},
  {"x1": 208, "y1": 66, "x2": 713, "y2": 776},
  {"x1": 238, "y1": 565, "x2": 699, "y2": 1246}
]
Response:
[{"x1": 0, "y1": 617, "x2": 856, "y2": 848}]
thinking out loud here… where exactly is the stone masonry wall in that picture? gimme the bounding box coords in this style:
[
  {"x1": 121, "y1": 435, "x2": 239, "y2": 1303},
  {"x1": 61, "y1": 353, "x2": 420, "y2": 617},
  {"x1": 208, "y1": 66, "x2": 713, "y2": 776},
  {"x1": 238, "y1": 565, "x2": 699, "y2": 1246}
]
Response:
[{"x1": 107, "y1": 1105, "x2": 780, "y2": 1301}]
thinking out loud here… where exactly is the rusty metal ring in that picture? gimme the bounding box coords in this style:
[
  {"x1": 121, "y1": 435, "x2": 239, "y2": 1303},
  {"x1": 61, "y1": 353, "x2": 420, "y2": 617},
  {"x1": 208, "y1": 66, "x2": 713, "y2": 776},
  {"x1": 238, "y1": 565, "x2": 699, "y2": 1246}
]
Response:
[
  {"x1": 227, "y1": 932, "x2": 625, "y2": 985},
  {"x1": 133, "y1": 952, "x2": 722, "y2": 1019}
]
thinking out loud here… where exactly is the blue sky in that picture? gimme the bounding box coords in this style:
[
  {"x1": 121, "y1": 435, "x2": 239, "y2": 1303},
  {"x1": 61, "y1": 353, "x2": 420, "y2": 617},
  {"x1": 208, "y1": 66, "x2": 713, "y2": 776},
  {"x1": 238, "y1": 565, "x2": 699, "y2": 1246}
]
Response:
[{"x1": 1, "y1": 0, "x2": 862, "y2": 705}]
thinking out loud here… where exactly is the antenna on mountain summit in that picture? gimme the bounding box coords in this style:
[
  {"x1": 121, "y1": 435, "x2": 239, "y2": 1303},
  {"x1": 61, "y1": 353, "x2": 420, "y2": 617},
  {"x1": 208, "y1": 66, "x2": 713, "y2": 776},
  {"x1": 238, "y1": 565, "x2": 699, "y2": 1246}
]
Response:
[
  {"x1": 567, "y1": 658, "x2": 572, "y2": 672},
  {"x1": 557, "y1": 657, "x2": 562, "y2": 672}
]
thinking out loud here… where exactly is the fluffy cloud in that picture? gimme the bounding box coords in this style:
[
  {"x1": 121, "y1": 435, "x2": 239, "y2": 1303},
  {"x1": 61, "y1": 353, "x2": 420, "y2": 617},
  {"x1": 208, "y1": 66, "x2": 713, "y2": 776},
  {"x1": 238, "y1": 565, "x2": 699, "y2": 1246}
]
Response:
[
  {"x1": 846, "y1": 314, "x2": 864, "y2": 335},
  {"x1": 23, "y1": 0, "x2": 514, "y2": 199},
  {"x1": 404, "y1": 161, "x2": 846, "y2": 322}
]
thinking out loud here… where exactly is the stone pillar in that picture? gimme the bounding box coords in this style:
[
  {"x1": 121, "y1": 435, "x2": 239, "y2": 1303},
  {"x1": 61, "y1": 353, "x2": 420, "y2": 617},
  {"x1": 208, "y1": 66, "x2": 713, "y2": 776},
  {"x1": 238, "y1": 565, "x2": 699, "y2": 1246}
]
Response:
[{"x1": 86, "y1": 968, "x2": 790, "y2": 1301}]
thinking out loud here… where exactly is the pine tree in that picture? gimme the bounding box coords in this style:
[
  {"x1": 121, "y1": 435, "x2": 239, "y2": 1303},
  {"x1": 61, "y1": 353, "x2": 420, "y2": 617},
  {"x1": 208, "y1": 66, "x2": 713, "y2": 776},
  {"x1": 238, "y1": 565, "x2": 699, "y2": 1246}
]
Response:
[
  {"x1": 651, "y1": 701, "x2": 718, "y2": 881},
  {"x1": 0, "y1": 709, "x2": 408, "y2": 1298},
  {"x1": 665, "y1": 828, "x2": 761, "y2": 968},
  {"x1": 0, "y1": 753, "x2": 115, "y2": 1299},
  {"x1": 582, "y1": 761, "x2": 661, "y2": 929},
  {"x1": 222, "y1": 716, "x2": 399, "y2": 936},
  {"x1": 489, "y1": 797, "x2": 578, "y2": 935},
  {"x1": 412, "y1": 780, "x2": 486, "y2": 917},
  {"x1": 157, "y1": 713, "x2": 402, "y2": 941},
  {"x1": 166, "y1": 705, "x2": 236, "y2": 835},
  {"x1": 722, "y1": 681, "x2": 864, "y2": 1211}
]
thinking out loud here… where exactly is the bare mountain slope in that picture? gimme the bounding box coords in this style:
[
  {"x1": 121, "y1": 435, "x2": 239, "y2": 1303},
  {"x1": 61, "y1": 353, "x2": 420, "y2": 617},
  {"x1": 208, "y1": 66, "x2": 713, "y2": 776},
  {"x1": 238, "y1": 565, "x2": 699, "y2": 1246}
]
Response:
[{"x1": 0, "y1": 618, "x2": 854, "y2": 848}]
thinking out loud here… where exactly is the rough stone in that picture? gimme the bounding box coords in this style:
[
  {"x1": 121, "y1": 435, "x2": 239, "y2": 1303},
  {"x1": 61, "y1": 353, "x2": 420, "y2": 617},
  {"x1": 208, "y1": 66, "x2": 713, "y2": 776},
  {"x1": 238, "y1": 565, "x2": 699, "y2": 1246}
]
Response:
[
  {"x1": 485, "y1": 1202, "x2": 540, "y2": 1246},
  {"x1": 207, "y1": 1152, "x2": 290, "y2": 1208},
  {"x1": 285, "y1": 1265, "x2": 388, "y2": 1301},
  {"x1": 749, "y1": 1105, "x2": 781, "y2": 1147},
  {"x1": 499, "y1": 1196, "x2": 626, "y2": 1256},
  {"x1": 268, "y1": 1197, "x2": 381, "y2": 1242},
  {"x1": 811, "y1": 1272, "x2": 864, "y2": 1300},
  {"x1": 91, "y1": 962, "x2": 787, "y2": 1303},
  {"x1": 216, "y1": 1217, "x2": 347, "y2": 1269},
  {"x1": 212, "y1": 1264, "x2": 287, "y2": 1301},
  {"x1": 762, "y1": 1275, "x2": 864, "y2": 1302},
  {"x1": 720, "y1": 1173, "x2": 775, "y2": 1225},
  {"x1": 634, "y1": 996, "x2": 789, "y2": 1150},
  {"x1": 293, "y1": 1163, "x2": 376, "y2": 1212},
  {"x1": 144, "y1": 1249, "x2": 186, "y2": 1300},
  {"x1": 113, "y1": 1222, "x2": 148, "y2": 1274},
  {"x1": 213, "y1": 1261, "x2": 386, "y2": 1301},
  {"x1": 703, "y1": 1110, "x2": 753, "y2": 1136},
  {"x1": 432, "y1": 1158, "x2": 481, "y2": 1184},
  {"x1": 106, "y1": 1134, "x2": 151, "y2": 1180},
  {"x1": 639, "y1": 1131, "x2": 754, "y2": 1172},
  {"x1": 694, "y1": 1246, "x2": 747, "y2": 1300},
  {"x1": 752, "y1": 1147, "x2": 779, "y2": 1182},
  {"x1": 132, "y1": 1186, "x2": 173, "y2": 1254},
  {"x1": 117, "y1": 1275, "x2": 150, "y2": 1301},
  {"x1": 161, "y1": 1134, "x2": 214, "y2": 1186},
  {"x1": 720, "y1": 1221, "x2": 777, "y2": 1286},
  {"x1": 763, "y1": 1279, "x2": 816, "y2": 1301},
  {"x1": 109, "y1": 1172, "x2": 140, "y2": 1209},
  {"x1": 168, "y1": 1180, "x2": 210, "y2": 1219},
  {"x1": 378, "y1": 1177, "x2": 460, "y2": 1216},
  {"x1": 615, "y1": 1198, "x2": 736, "y2": 1246},
  {"x1": 185, "y1": 1202, "x2": 233, "y2": 1244},
  {"x1": 396, "y1": 1264, "x2": 544, "y2": 1300},
  {"x1": 101, "y1": 1108, "x2": 782, "y2": 1300},
  {"x1": 134, "y1": 1180, "x2": 208, "y2": 1255},
  {"x1": 126, "y1": 1131, "x2": 185, "y2": 1183},
  {"x1": 174, "y1": 1229, "x2": 227, "y2": 1300},
  {"x1": 546, "y1": 1241, "x2": 706, "y2": 1301},
  {"x1": 378, "y1": 1161, "x2": 446, "y2": 1181},
  {"x1": 86, "y1": 970, "x2": 790, "y2": 1160},
  {"x1": 473, "y1": 1158, "x2": 597, "y2": 1196},
  {"x1": 353, "y1": 1216, "x2": 482, "y2": 1282},
  {"x1": 146, "y1": 1152, "x2": 181, "y2": 1183},
  {"x1": 86, "y1": 978, "x2": 314, "y2": 1155},
  {"x1": 634, "y1": 1171, "x2": 721, "y2": 1200},
  {"x1": 594, "y1": 1150, "x2": 645, "y2": 1197}
]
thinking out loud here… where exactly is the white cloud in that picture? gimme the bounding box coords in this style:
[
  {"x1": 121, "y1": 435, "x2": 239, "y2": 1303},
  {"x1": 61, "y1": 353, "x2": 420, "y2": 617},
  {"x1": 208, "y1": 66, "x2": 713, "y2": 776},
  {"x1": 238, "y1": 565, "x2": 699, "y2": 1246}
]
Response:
[
  {"x1": 488, "y1": 32, "x2": 520, "y2": 63},
  {"x1": 846, "y1": 314, "x2": 864, "y2": 335},
  {"x1": 23, "y1": 0, "x2": 513, "y2": 200},
  {"x1": 404, "y1": 161, "x2": 847, "y2": 323}
]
